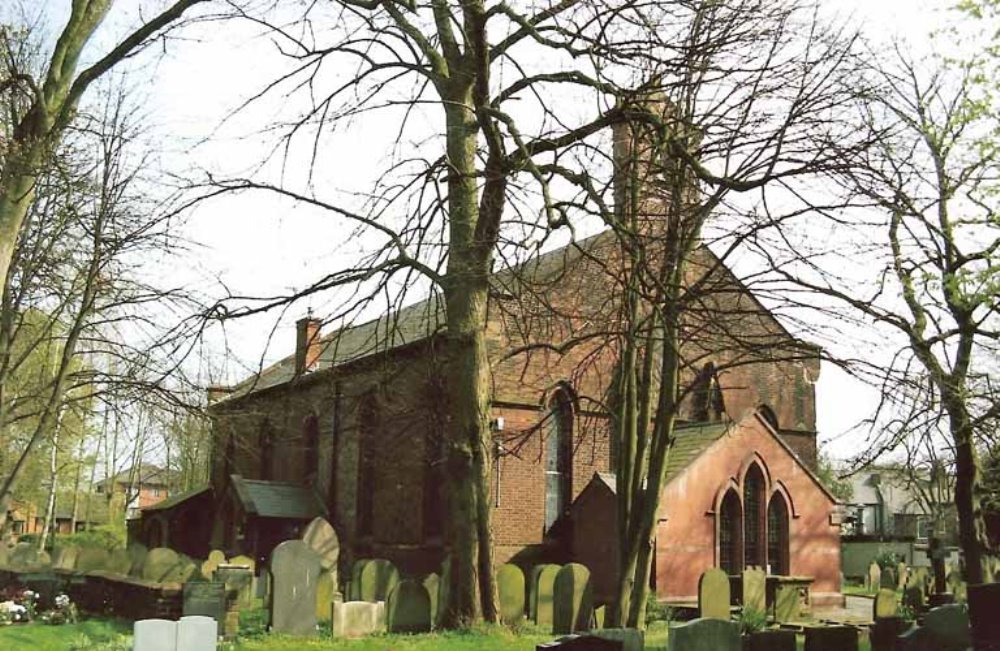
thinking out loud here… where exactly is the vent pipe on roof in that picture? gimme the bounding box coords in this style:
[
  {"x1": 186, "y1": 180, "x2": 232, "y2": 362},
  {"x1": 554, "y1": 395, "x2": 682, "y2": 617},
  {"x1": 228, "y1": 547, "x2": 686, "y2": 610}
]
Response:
[{"x1": 296, "y1": 315, "x2": 323, "y2": 375}]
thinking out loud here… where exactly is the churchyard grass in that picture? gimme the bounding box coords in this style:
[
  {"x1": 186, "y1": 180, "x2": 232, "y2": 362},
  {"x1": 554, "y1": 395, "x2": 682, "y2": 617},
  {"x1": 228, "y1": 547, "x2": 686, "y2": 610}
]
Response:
[{"x1": 0, "y1": 618, "x2": 131, "y2": 650}]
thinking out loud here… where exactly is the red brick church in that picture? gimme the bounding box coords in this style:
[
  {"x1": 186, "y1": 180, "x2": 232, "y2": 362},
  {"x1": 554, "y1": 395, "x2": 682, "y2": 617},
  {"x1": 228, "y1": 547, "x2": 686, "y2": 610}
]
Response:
[{"x1": 139, "y1": 216, "x2": 842, "y2": 608}]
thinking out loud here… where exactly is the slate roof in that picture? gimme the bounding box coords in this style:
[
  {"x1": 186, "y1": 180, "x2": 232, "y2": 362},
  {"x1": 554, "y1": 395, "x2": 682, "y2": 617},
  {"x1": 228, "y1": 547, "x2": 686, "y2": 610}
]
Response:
[
  {"x1": 230, "y1": 475, "x2": 326, "y2": 520},
  {"x1": 141, "y1": 485, "x2": 212, "y2": 513}
]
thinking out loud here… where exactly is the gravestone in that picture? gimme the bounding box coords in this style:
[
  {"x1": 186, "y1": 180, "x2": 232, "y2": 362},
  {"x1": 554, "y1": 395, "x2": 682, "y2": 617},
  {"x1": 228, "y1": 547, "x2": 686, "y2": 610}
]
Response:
[
  {"x1": 183, "y1": 581, "x2": 226, "y2": 636},
  {"x1": 302, "y1": 517, "x2": 340, "y2": 575},
  {"x1": 667, "y1": 618, "x2": 740, "y2": 651},
  {"x1": 143, "y1": 547, "x2": 181, "y2": 581},
  {"x1": 968, "y1": 582, "x2": 1000, "y2": 651},
  {"x1": 76, "y1": 547, "x2": 111, "y2": 573},
  {"x1": 742, "y1": 566, "x2": 766, "y2": 613},
  {"x1": 200, "y1": 550, "x2": 227, "y2": 581},
  {"x1": 133, "y1": 619, "x2": 178, "y2": 651},
  {"x1": 803, "y1": 625, "x2": 858, "y2": 651},
  {"x1": 10, "y1": 542, "x2": 48, "y2": 569},
  {"x1": 498, "y1": 563, "x2": 526, "y2": 624},
  {"x1": 744, "y1": 629, "x2": 796, "y2": 651},
  {"x1": 349, "y1": 559, "x2": 368, "y2": 601},
  {"x1": 870, "y1": 616, "x2": 908, "y2": 651},
  {"x1": 927, "y1": 537, "x2": 948, "y2": 594},
  {"x1": 896, "y1": 624, "x2": 937, "y2": 651},
  {"x1": 553, "y1": 563, "x2": 593, "y2": 635},
  {"x1": 387, "y1": 579, "x2": 432, "y2": 633},
  {"x1": 873, "y1": 588, "x2": 898, "y2": 619},
  {"x1": 215, "y1": 564, "x2": 254, "y2": 607},
  {"x1": 269, "y1": 540, "x2": 322, "y2": 637},
  {"x1": 903, "y1": 586, "x2": 925, "y2": 612},
  {"x1": 880, "y1": 566, "x2": 897, "y2": 590},
  {"x1": 698, "y1": 568, "x2": 730, "y2": 621},
  {"x1": 422, "y1": 573, "x2": 440, "y2": 625},
  {"x1": 127, "y1": 543, "x2": 149, "y2": 576},
  {"x1": 52, "y1": 545, "x2": 80, "y2": 571},
  {"x1": 227, "y1": 555, "x2": 257, "y2": 604},
  {"x1": 535, "y1": 564, "x2": 561, "y2": 628},
  {"x1": 163, "y1": 557, "x2": 199, "y2": 584},
  {"x1": 537, "y1": 635, "x2": 622, "y2": 651},
  {"x1": 177, "y1": 615, "x2": 218, "y2": 651},
  {"x1": 331, "y1": 600, "x2": 386, "y2": 638},
  {"x1": 358, "y1": 558, "x2": 400, "y2": 603},
  {"x1": 924, "y1": 603, "x2": 971, "y2": 651},
  {"x1": 897, "y1": 561, "x2": 909, "y2": 590},
  {"x1": 867, "y1": 562, "x2": 881, "y2": 592},
  {"x1": 589, "y1": 628, "x2": 643, "y2": 651},
  {"x1": 531, "y1": 564, "x2": 561, "y2": 623},
  {"x1": 0, "y1": 545, "x2": 9, "y2": 567},
  {"x1": 316, "y1": 571, "x2": 335, "y2": 621},
  {"x1": 108, "y1": 549, "x2": 131, "y2": 575}
]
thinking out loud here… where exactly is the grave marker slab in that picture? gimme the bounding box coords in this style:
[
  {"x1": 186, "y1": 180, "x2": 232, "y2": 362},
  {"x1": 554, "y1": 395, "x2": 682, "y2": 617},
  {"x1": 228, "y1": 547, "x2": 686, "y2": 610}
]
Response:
[
  {"x1": 422, "y1": 573, "x2": 440, "y2": 625},
  {"x1": 531, "y1": 564, "x2": 560, "y2": 624},
  {"x1": 873, "y1": 588, "x2": 898, "y2": 619},
  {"x1": 744, "y1": 629, "x2": 796, "y2": 651},
  {"x1": 52, "y1": 545, "x2": 79, "y2": 571},
  {"x1": 331, "y1": 600, "x2": 386, "y2": 638},
  {"x1": 316, "y1": 570, "x2": 335, "y2": 621},
  {"x1": 698, "y1": 568, "x2": 730, "y2": 621},
  {"x1": 387, "y1": 579, "x2": 432, "y2": 633},
  {"x1": 358, "y1": 558, "x2": 400, "y2": 602},
  {"x1": 177, "y1": 615, "x2": 218, "y2": 651},
  {"x1": 498, "y1": 563, "x2": 526, "y2": 624},
  {"x1": 553, "y1": 563, "x2": 593, "y2": 635},
  {"x1": 133, "y1": 619, "x2": 178, "y2": 651},
  {"x1": 143, "y1": 548, "x2": 181, "y2": 581},
  {"x1": 269, "y1": 539, "x2": 321, "y2": 637},
  {"x1": 666, "y1": 618, "x2": 740, "y2": 651},
  {"x1": 924, "y1": 603, "x2": 970, "y2": 651},
  {"x1": 896, "y1": 624, "x2": 938, "y2": 651},
  {"x1": 867, "y1": 562, "x2": 881, "y2": 593},
  {"x1": 183, "y1": 581, "x2": 226, "y2": 636},
  {"x1": 870, "y1": 616, "x2": 908, "y2": 651},
  {"x1": 742, "y1": 567, "x2": 766, "y2": 613},
  {"x1": 302, "y1": 517, "x2": 340, "y2": 574},
  {"x1": 589, "y1": 628, "x2": 643, "y2": 651}
]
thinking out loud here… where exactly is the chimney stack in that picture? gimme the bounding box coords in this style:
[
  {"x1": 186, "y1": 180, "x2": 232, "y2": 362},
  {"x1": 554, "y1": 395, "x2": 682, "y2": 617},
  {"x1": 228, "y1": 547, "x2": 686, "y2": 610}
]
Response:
[{"x1": 295, "y1": 315, "x2": 323, "y2": 375}]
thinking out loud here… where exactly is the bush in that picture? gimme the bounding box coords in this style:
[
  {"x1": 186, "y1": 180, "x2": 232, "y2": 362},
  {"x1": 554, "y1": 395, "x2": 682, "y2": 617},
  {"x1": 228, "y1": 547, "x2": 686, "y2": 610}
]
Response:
[
  {"x1": 738, "y1": 607, "x2": 768, "y2": 634},
  {"x1": 645, "y1": 591, "x2": 674, "y2": 625},
  {"x1": 17, "y1": 533, "x2": 38, "y2": 546},
  {"x1": 875, "y1": 549, "x2": 902, "y2": 575},
  {"x1": 54, "y1": 526, "x2": 125, "y2": 551}
]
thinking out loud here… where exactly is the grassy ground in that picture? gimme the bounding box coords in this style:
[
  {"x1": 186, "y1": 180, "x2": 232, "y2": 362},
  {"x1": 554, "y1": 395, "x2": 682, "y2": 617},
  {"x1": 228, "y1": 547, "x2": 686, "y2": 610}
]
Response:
[{"x1": 0, "y1": 617, "x2": 131, "y2": 650}]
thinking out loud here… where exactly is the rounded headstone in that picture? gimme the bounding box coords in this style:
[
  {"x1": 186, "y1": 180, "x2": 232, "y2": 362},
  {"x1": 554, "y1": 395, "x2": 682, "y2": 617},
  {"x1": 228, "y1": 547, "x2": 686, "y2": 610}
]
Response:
[
  {"x1": 143, "y1": 547, "x2": 181, "y2": 581},
  {"x1": 269, "y1": 539, "x2": 322, "y2": 637},
  {"x1": 531, "y1": 563, "x2": 560, "y2": 625},
  {"x1": 301, "y1": 517, "x2": 340, "y2": 572},
  {"x1": 359, "y1": 558, "x2": 400, "y2": 602},
  {"x1": 553, "y1": 563, "x2": 593, "y2": 635},
  {"x1": 387, "y1": 579, "x2": 432, "y2": 633},
  {"x1": 498, "y1": 563, "x2": 526, "y2": 624},
  {"x1": 422, "y1": 573, "x2": 440, "y2": 625},
  {"x1": 698, "y1": 568, "x2": 731, "y2": 621},
  {"x1": 76, "y1": 547, "x2": 111, "y2": 573}
]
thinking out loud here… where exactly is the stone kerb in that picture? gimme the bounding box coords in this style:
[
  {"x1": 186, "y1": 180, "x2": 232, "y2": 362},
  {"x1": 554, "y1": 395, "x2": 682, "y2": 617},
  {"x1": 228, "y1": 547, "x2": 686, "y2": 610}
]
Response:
[
  {"x1": 698, "y1": 568, "x2": 730, "y2": 621},
  {"x1": 269, "y1": 540, "x2": 322, "y2": 637},
  {"x1": 667, "y1": 618, "x2": 740, "y2": 651},
  {"x1": 332, "y1": 600, "x2": 386, "y2": 638},
  {"x1": 498, "y1": 563, "x2": 526, "y2": 624},
  {"x1": 552, "y1": 563, "x2": 593, "y2": 635},
  {"x1": 386, "y1": 579, "x2": 432, "y2": 633},
  {"x1": 531, "y1": 564, "x2": 560, "y2": 625}
]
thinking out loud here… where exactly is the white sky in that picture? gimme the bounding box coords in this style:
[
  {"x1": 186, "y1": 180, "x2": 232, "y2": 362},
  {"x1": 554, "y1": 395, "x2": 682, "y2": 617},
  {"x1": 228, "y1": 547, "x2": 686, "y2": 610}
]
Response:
[{"x1": 30, "y1": 0, "x2": 972, "y2": 461}]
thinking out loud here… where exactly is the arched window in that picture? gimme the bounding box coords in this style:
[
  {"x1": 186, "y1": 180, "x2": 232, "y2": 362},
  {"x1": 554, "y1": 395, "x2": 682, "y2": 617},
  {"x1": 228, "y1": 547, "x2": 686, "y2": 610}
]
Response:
[
  {"x1": 259, "y1": 421, "x2": 274, "y2": 480},
  {"x1": 719, "y1": 489, "x2": 743, "y2": 574},
  {"x1": 758, "y1": 405, "x2": 779, "y2": 431},
  {"x1": 356, "y1": 397, "x2": 377, "y2": 538},
  {"x1": 744, "y1": 464, "x2": 766, "y2": 568},
  {"x1": 691, "y1": 363, "x2": 725, "y2": 422},
  {"x1": 767, "y1": 492, "x2": 790, "y2": 575},
  {"x1": 544, "y1": 388, "x2": 573, "y2": 532},
  {"x1": 302, "y1": 414, "x2": 319, "y2": 478}
]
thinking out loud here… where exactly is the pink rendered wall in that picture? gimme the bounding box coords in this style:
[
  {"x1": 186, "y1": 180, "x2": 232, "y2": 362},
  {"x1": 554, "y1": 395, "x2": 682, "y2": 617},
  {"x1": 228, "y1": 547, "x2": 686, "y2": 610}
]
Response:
[{"x1": 655, "y1": 413, "x2": 842, "y2": 606}]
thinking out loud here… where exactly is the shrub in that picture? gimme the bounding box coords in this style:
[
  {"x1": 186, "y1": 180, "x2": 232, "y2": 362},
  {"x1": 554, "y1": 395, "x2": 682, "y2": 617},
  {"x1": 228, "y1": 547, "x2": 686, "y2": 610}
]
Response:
[
  {"x1": 54, "y1": 525, "x2": 125, "y2": 551},
  {"x1": 738, "y1": 606, "x2": 768, "y2": 634},
  {"x1": 645, "y1": 591, "x2": 674, "y2": 625}
]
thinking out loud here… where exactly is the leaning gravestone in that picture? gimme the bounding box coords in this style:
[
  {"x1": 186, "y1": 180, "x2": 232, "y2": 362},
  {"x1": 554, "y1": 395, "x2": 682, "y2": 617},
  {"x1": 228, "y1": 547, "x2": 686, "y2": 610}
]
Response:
[
  {"x1": 143, "y1": 547, "x2": 181, "y2": 581},
  {"x1": 358, "y1": 558, "x2": 400, "y2": 603},
  {"x1": 742, "y1": 566, "x2": 766, "y2": 613},
  {"x1": 873, "y1": 588, "x2": 898, "y2": 619},
  {"x1": 332, "y1": 600, "x2": 386, "y2": 638},
  {"x1": 531, "y1": 564, "x2": 560, "y2": 623},
  {"x1": 183, "y1": 581, "x2": 226, "y2": 636},
  {"x1": 698, "y1": 568, "x2": 730, "y2": 621},
  {"x1": 924, "y1": 604, "x2": 971, "y2": 651},
  {"x1": 667, "y1": 618, "x2": 740, "y2": 651},
  {"x1": 422, "y1": 573, "x2": 440, "y2": 625},
  {"x1": 177, "y1": 615, "x2": 218, "y2": 651},
  {"x1": 553, "y1": 563, "x2": 593, "y2": 635},
  {"x1": 269, "y1": 540, "x2": 322, "y2": 637},
  {"x1": 133, "y1": 618, "x2": 178, "y2": 651},
  {"x1": 498, "y1": 563, "x2": 526, "y2": 624},
  {"x1": 803, "y1": 625, "x2": 858, "y2": 651},
  {"x1": 302, "y1": 517, "x2": 340, "y2": 574},
  {"x1": 387, "y1": 579, "x2": 432, "y2": 633},
  {"x1": 315, "y1": 571, "x2": 336, "y2": 621},
  {"x1": 867, "y1": 562, "x2": 881, "y2": 593}
]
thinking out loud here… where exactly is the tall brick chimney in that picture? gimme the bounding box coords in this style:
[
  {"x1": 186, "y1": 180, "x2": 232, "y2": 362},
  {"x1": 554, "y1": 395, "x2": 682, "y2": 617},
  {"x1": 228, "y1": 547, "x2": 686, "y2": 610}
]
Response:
[{"x1": 295, "y1": 315, "x2": 322, "y2": 375}]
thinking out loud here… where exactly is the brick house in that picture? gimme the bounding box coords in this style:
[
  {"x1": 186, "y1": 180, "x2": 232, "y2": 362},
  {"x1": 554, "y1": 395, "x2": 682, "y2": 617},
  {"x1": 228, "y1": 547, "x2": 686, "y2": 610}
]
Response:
[
  {"x1": 97, "y1": 464, "x2": 175, "y2": 519},
  {"x1": 138, "y1": 220, "x2": 843, "y2": 608}
]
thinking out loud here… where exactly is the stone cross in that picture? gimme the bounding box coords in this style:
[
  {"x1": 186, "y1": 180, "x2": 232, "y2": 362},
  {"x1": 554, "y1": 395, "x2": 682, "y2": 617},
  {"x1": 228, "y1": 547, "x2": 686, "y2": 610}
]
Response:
[{"x1": 269, "y1": 540, "x2": 322, "y2": 637}]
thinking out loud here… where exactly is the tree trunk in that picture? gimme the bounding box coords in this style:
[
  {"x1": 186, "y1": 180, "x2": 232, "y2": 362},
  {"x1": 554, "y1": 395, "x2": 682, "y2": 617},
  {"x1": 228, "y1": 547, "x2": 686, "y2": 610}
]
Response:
[
  {"x1": 39, "y1": 404, "x2": 67, "y2": 550},
  {"x1": 947, "y1": 398, "x2": 989, "y2": 585}
]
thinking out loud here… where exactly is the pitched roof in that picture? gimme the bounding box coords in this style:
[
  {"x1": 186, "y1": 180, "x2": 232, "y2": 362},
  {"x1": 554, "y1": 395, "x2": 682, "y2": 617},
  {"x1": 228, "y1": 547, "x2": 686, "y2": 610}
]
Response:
[
  {"x1": 230, "y1": 475, "x2": 326, "y2": 520},
  {"x1": 100, "y1": 463, "x2": 175, "y2": 487},
  {"x1": 664, "y1": 422, "x2": 731, "y2": 482},
  {"x1": 141, "y1": 485, "x2": 212, "y2": 513}
]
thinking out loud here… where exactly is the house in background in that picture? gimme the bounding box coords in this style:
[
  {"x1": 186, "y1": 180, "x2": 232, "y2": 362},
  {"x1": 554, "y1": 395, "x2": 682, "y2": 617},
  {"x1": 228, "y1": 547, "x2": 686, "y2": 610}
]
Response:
[
  {"x1": 97, "y1": 464, "x2": 176, "y2": 519},
  {"x1": 5, "y1": 493, "x2": 109, "y2": 539}
]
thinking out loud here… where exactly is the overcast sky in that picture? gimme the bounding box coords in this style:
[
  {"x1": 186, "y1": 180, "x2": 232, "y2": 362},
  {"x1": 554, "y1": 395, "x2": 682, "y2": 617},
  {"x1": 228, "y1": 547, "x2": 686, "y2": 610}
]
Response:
[{"x1": 24, "y1": 0, "x2": 974, "y2": 461}]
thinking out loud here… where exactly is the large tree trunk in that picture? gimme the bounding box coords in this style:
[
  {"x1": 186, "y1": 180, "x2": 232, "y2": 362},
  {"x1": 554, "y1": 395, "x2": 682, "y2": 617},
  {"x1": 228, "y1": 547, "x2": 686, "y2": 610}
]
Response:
[{"x1": 946, "y1": 397, "x2": 989, "y2": 585}]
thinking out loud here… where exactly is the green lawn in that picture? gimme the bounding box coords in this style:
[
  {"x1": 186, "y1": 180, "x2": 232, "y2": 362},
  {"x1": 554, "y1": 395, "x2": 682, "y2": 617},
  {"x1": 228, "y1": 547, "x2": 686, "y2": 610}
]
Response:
[{"x1": 0, "y1": 618, "x2": 131, "y2": 650}]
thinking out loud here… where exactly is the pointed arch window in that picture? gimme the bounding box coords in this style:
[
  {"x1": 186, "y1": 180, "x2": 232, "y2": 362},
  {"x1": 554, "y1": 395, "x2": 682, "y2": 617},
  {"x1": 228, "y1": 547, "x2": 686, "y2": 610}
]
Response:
[
  {"x1": 544, "y1": 388, "x2": 573, "y2": 532},
  {"x1": 259, "y1": 421, "x2": 274, "y2": 480},
  {"x1": 719, "y1": 489, "x2": 743, "y2": 574},
  {"x1": 767, "y1": 492, "x2": 790, "y2": 575},
  {"x1": 303, "y1": 414, "x2": 319, "y2": 478},
  {"x1": 744, "y1": 464, "x2": 766, "y2": 568}
]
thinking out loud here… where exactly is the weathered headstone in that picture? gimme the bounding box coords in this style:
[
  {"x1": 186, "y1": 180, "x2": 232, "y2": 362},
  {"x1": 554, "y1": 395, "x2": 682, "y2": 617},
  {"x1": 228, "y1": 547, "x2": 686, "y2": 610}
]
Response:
[
  {"x1": 348, "y1": 559, "x2": 366, "y2": 601},
  {"x1": 531, "y1": 564, "x2": 561, "y2": 624},
  {"x1": 183, "y1": 581, "x2": 226, "y2": 636},
  {"x1": 163, "y1": 557, "x2": 199, "y2": 584},
  {"x1": 127, "y1": 543, "x2": 149, "y2": 576},
  {"x1": 143, "y1": 547, "x2": 181, "y2": 581},
  {"x1": 108, "y1": 548, "x2": 131, "y2": 575},
  {"x1": 10, "y1": 542, "x2": 48, "y2": 569},
  {"x1": 177, "y1": 615, "x2": 218, "y2": 651},
  {"x1": 870, "y1": 616, "x2": 908, "y2": 651},
  {"x1": 803, "y1": 625, "x2": 859, "y2": 651},
  {"x1": 269, "y1": 540, "x2": 322, "y2": 637},
  {"x1": 302, "y1": 517, "x2": 340, "y2": 573},
  {"x1": 880, "y1": 566, "x2": 897, "y2": 590},
  {"x1": 331, "y1": 600, "x2": 387, "y2": 638},
  {"x1": 0, "y1": 545, "x2": 9, "y2": 567},
  {"x1": 133, "y1": 619, "x2": 178, "y2": 651},
  {"x1": 422, "y1": 573, "x2": 440, "y2": 625},
  {"x1": 52, "y1": 545, "x2": 80, "y2": 571},
  {"x1": 897, "y1": 561, "x2": 909, "y2": 590},
  {"x1": 903, "y1": 586, "x2": 925, "y2": 612},
  {"x1": 698, "y1": 568, "x2": 730, "y2": 621},
  {"x1": 667, "y1": 618, "x2": 740, "y2": 651},
  {"x1": 200, "y1": 550, "x2": 227, "y2": 581},
  {"x1": 553, "y1": 563, "x2": 593, "y2": 635},
  {"x1": 357, "y1": 558, "x2": 400, "y2": 603},
  {"x1": 924, "y1": 604, "x2": 971, "y2": 651},
  {"x1": 316, "y1": 570, "x2": 336, "y2": 621},
  {"x1": 386, "y1": 579, "x2": 432, "y2": 633},
  {"x1": 742, "y1": 566, "x2": 766, "y2": 613},
  {"x1": 589, "y1": 628, "x2": 643, "y2": 651},
  {"x1": 498, "y1": 563, "x2": 526, "y2": 624},
  {"x1": 896, "y1": 624, "x2": 937, "y2": 651},
  {"x1": 867, "y1": 562, "x2": 881, "y2": 593},
  {"x1": 75, "y1": 547, "x2": 111, "y2": 573},
  {"x1": 215, "y1": 564, "x2": 254, "y2": 607},
  {"x1": 873, "y1": 588, "x2": 898, "y2": 619}
]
